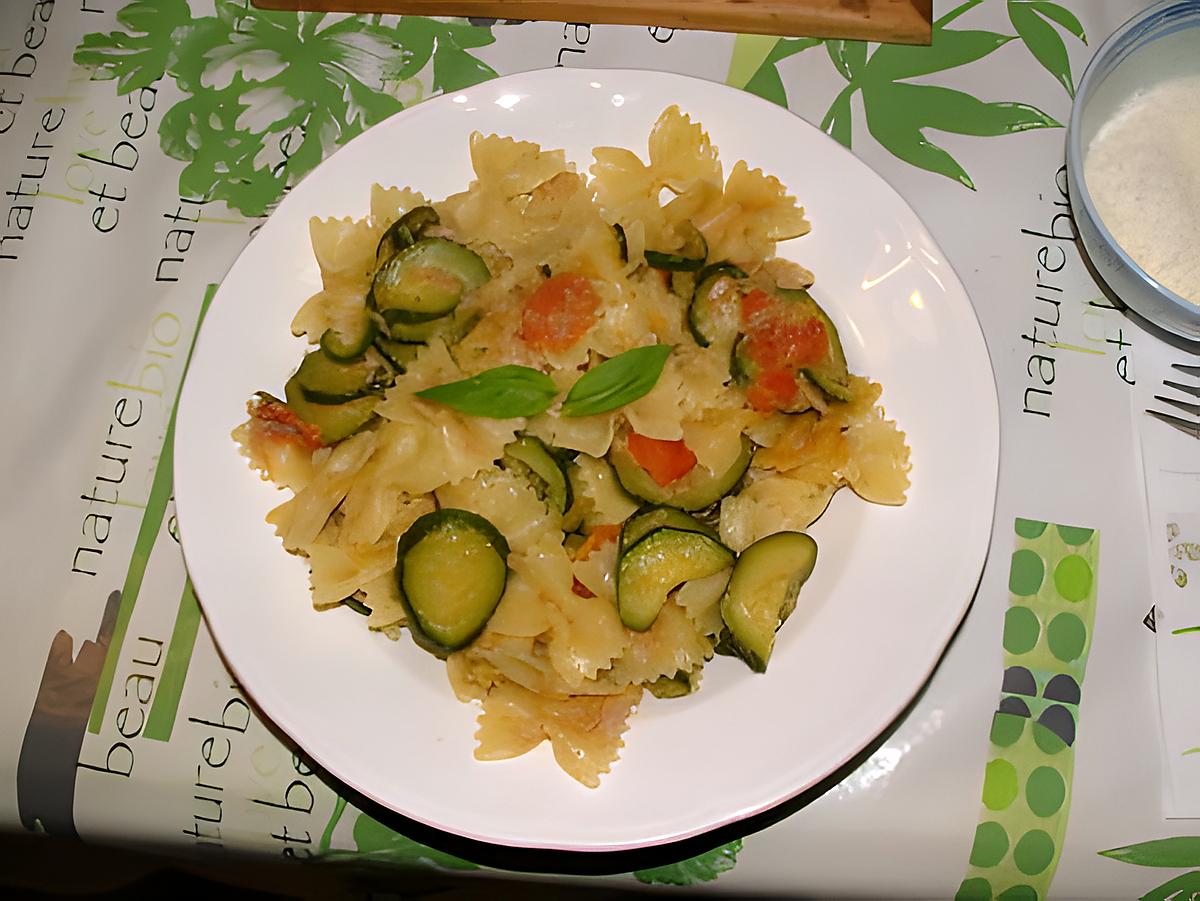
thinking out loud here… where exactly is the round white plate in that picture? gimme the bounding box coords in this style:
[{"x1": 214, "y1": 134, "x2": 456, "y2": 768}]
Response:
[{"x1": 175, "y1": 67, "x2": 999, "y2": 853}]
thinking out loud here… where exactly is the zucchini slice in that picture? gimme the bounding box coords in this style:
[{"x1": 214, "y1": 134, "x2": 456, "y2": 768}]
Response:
[
  {"x1": 617, "y1": 527, "x2": 734, "y2": 631},
  {"x1": 384, "y1": 308, "x2": 480, "y2": 344},
  {"x1": 376, "y1": 205, "x2": 440, "y2": 262},
  {"x1": 647, "y1": 669, "x2": 698, "y2": 699},
  {"x1": 645, "y1": 221, "x2": 707, "y2": 272},
  {"x1": 371, "y1": 237, "x2": 490, "y2": 323},
  {"x1": 775, "y1": 287, "x2": 852, "y2": 402},
  {"x1": 319, "y1": 307, "x2": 377, "y2": 361},
  {"x1": 373, "y1": 336, "x2": 422, "y2": 373},
  {"x1": 688, "y1": 263, "x2": 746, "y2": 348},
  {"x1": 619, "y1": 505, "x2": 718, "y2": 554},
  {"x1": 610, "y1": 432, "x2": 753, "y2": 511},
  {"x1": 294, "y1": 350, "x2": 382, "y2": 405},
  {"x1": 503, "y1": 435, "x2": 573, "y2": 515},
  {"x1": 719, "y1": 531, "x2": 818, "y2": 673},
  {"x1": 563, "y1": 454, "x2": 640, "y2": 532},
  {"x1": 395, "y1": 509, "x2": 510, "y2": 657},
  {"x1": 283, "y1": 375, "x2": 378, "y2": 444},
  {"x1": 613, "y1": 222, "x2": 628, "y2": 264}
]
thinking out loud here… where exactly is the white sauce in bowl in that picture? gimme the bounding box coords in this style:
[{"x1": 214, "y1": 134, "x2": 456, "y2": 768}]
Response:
[{"x1": 1084, "y1": 74, "x2": 1200, "y2": 305}]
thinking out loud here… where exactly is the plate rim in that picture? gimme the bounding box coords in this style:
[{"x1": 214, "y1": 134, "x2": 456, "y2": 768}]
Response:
[{"x1": 175, "y1": 65, "x2": 1001, "y2": 853}]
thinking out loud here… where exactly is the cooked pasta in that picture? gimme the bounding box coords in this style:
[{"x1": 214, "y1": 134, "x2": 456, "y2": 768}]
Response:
[{"x1": 234, "y1": 106, "x2": 911, "y2": 786}]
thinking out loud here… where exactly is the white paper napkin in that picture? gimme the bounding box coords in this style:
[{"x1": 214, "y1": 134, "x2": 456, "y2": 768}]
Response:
[{"x1": 1134, "y1": 342, "x2": 1200, "y2": 817}]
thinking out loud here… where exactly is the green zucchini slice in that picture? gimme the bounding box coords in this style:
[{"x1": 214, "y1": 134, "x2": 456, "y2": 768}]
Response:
[
  {"x1": 775, "y1": 287, "x2": 852, "y2": 402},
  {"x1": 720, "y1": 531, "x2": 818, "y2": 673},
  {"x1": 373, "y1": 336, "x2": 422, "y2": 373},
  {"x1": 376, "y1": 205, "x2": 440, "y2": 262},
  {"x1": 503, "y1": 435, "x2": 573, "y2": 514},
  {"x1": 562, "y1": 453, "x2": 640, "y2": 532},
  {"x1": 613, "y1": 222, "x2": 628, "y2": 264},
  {"x1": 283, "y1": 375, "x2": 378, "y2": 444},
  {"x1": 688, "y1": 263, "x2": 746, "y2": 348},
  {"x1": 319, "y1": 307, "x2": 377, "y2": 361},
  {"x1": 371, "y1": 237, "x2": 490, "y2": 323},
  {"x1": 619, "y1": 505, "x2": 718, "y2": 554},
  {"x1": 617, "y1": 527, "x2": 734, "y2": 631},
  {"x1": 609, "y1": 432, "x2": 753, "y2": 511},
  {"x1": 383, "y1": 308, "x2": 480, "y2": 344},
  {"x1": 395, "y1": 509, "x2": 510, "y2": 657},
  {"x1": 645, "y1": 221, "x2": 707, "y2": 272},
  {"x1": 647, "y1": 669, "x2": 698, "y2": 699},
  {"x1": 293, "y1": 350, "x2": 382, "y2": 405}
]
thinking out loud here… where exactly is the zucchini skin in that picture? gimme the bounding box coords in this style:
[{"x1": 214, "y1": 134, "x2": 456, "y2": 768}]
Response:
[
  {"x1": 688, "y1": 263, "x2": 746, "y2": 348},
  {"x1": 609, "y1": 432, "x2": 753, "y2": 512},
  {"x1": 503, "y1": 435, "x2": 573, "y2": 515},
  {"x1": 616, "y1": 526, "x2": 734, "y2": 631},
  {"x1": 618, "y1": 505, "x2": 718, "y2": 554},
  {"x1": 719, "y1": 531, "x2": 818, "y2": 673},
  {"x1": 395, "y1": 509, "x2": 511, "y2": 658}
]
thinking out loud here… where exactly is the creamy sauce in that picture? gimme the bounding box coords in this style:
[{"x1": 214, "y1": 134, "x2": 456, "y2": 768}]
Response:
[{"x1": 1084, "y1": 74, "x2": 1200, "y2": 304}]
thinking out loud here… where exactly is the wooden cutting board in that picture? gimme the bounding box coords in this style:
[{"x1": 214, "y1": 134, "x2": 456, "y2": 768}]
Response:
[{"x1": 251, "y1": 0, "x2": 933, "y2": 44}]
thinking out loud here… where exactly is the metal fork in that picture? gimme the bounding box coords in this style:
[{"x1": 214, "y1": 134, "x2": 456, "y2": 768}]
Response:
[{"x1": 1147, "y1": 363, "x2": 1200, "y2": 438}]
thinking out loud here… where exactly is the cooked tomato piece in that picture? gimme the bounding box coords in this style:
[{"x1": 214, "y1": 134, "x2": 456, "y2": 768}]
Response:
[
  {"x1": 745, "y1": 367, "x2": 799, "y2": 413},
  {"x1": 520, "y1": 273, "x2": 599, "y2": 352},
  {"x1": 625, "y1": 432, "x2": 698, "y2": 486},
  {"x1": 250, "y1": 396, "x2": 323, "y2": 448}
]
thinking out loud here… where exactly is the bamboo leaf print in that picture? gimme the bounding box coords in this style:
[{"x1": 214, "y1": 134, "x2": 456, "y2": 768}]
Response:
[
  {"x1": 1029, "y1": 1, "x2": 1087, "y2": 42},
  {"x1": 1099, "y1": 837, "x2": 1200, "y2": 868},
  {"x1": 75, "y1": 2, "x2": 498, "y2": 217},
  {"x1": 744, "y1": 60, "x2": 788, "y2": 107},
  {"x1": 820, "y1": 84, "x2": 855, "y2": 147},
  {"x1": 864, "y1": 27, "x2": 1013, "y2": 82},
  {"x1": 1008, "y1": 0, "x2": 1085, "y2": 97},
  {"x1": 825, "y1": 39, "x2": 867, "y2": 80},
  {"x1": 741, "y1": 37, "x2": 822, "y2": 106},
  {"x1": 878, "y1": 82, "x2": 1061, "y2": 136},
  {"x1": 861, "y1": 86, "x2": 977, "y2": 190},
  {"x1": 73, "y1": 0, "x2": 191, "y2": 92},
  {"x1": 1139, "y1": 870, "x2": 1200, "y2": 901}
]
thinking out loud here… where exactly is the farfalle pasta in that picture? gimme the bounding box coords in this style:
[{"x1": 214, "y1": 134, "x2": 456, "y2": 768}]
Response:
[{"x1": 234, "y1": 107, "x2": 911, "y2": 787}]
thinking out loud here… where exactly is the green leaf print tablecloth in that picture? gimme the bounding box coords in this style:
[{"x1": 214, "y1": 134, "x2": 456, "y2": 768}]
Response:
[{"x1": 1, "y1": 1, "x2": 1196, "y2": 896}]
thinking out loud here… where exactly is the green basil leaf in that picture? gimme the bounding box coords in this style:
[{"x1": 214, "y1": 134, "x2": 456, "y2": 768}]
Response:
[
  {"x1": 561, "y1": 345, "x2": 673, "y2": 418},
  {"x1": 415, "y1": 365, "x2": 557, "y2": 419}
]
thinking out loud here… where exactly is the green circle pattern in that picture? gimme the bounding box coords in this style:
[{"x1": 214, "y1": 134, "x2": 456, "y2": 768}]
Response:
[
  {"x1": 1009, "y1": 549, "x2": 1045, "y2": 596},
  {"x1": 1013, "y1": 830, "x2": 1055, "y2": 876},
  {"x1": 970, "y1": 821, "x2": 1010, "y2": 867},
  {"x1": 997, "y1": 886, "x2": 1039, "y2": 901},
  {"x1": 1026, "y1": 767, "x2": 1066, "y2": 817},
  {"x1": 1047, "y1": 613, "x2": 1087, "y2": 662},
  {"x1": 1003, "y1": 607, "x2": 1041, "y2": 655},
  {"x1": 990, "y1": 712, "x2": 1026, "y2": 748},
  {"x1": 1053, "y1": 555, "x2": 1092, "y2": 602},
  {"x1": 1056, "y1": 525, "x2": 1094, "y2": 545},
  {"x1": 1032, "y1": 721, "x2": 1068, "y2": 756},
  {"x1": 956, "y1": 877, "x2": 993, "y2": 901},
  {"x1": 1015, "y1": 518, "x2": 1047, "y2": 539},
  {"x1": 983, "y1": 759, "x2": 1019, "y2": 811}
]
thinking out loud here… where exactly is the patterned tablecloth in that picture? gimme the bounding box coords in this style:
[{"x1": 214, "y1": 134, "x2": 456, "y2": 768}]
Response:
[{"x1": 3, "y1": 0, "x2": 1198, "y2": 896}]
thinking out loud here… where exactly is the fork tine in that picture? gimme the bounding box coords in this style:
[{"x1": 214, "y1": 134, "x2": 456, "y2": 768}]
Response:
[
  {"x1": 1146, "y1": 408, "x2": 1200, "y2": 438},
  {"x1": 1163, "y1": 379, "x2": 1200, "y2": 399},
  {"x1": 1154, "y1": 394, "x2": 1200, "y2": 417},
  {"x1": 1171, "y1": 363, "x2": 1200, "y2": 377}
]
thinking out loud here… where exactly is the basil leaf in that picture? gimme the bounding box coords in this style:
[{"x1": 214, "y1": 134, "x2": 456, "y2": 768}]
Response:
[
  {"x1": 415, "y1": 365, "x2": 557, "y2": 419},
  {"x1": 561, "y1": 345, "x2": 673, "y2": 418}
]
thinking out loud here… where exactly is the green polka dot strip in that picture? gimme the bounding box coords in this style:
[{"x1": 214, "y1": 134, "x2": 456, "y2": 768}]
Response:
[{"x1": 957, "y1": 520, "x2": 1099, "y2": 901}]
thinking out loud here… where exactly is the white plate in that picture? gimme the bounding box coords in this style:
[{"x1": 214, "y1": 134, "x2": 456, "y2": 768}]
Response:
[{"x1": 175, "y1": 67, "x2": 999, "y2": 853}]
